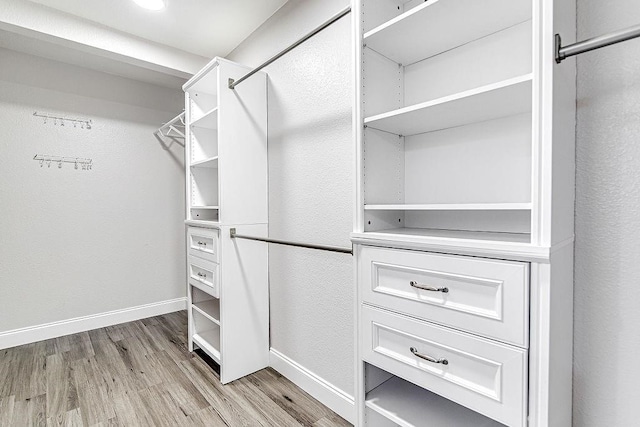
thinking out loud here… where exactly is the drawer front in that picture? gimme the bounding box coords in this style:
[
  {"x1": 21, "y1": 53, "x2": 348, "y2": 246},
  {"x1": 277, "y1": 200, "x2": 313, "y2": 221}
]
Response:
[
  {"x1": 188, "y1": 256, "x2": 219, "y2": 298},
  {"x1": 360, "y1": 246, "x2": 529, "y2": 347},
  {"x1": 187, "y1": 227, "x2": 219, "y2": 262},
  {"x1": 361, "y1": 305, "x2": 527, "y2": 427}
]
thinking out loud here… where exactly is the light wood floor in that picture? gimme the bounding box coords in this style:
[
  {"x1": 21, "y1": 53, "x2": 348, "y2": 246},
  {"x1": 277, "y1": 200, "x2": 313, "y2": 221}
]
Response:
[{"x1": 0, "y1": 311, "x2": 351, "y2": 426}]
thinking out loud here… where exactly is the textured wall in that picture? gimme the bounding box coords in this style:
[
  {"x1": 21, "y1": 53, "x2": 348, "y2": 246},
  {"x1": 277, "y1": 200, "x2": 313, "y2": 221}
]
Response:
[
  {"x1": 574, "y1": 1, "x2": 640, "y2": 424},
  {"x1": 229, "y1": 0, "x2": 354, "y2": 396},
  {"x1": 0, "y1": 48, "x2": 186, "y2": 333}
]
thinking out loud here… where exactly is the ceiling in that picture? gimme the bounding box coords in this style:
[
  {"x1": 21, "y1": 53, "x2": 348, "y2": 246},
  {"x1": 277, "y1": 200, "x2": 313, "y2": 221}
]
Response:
[{"x1": 26, "y1": 0, "x2": 289, "y2": 58}]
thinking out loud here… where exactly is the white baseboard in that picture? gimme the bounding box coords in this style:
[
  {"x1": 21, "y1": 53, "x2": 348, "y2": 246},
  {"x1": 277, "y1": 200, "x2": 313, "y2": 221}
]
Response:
[
  {"x1": 269, "y1": 348, "x2": 355, "y2": 424},
  {"x1": 0, "y1": 297, "x2": 187, "y2": 350}
]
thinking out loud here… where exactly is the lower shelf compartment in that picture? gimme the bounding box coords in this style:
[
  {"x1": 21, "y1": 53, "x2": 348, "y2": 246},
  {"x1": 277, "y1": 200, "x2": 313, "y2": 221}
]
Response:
[
  {"x1": 192, "y1": 308, "x2": 221, "y2": 365},
  {"x1": 193, "y1": 330, "x2": 221, "y2": 365},
  {"x1": 366, "y1": 376, "x2": 505, "y2": 427}
]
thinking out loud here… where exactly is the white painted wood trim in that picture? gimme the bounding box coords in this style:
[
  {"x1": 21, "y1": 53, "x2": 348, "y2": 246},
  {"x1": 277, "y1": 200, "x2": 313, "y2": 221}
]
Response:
[
  {"x1": 269, "y1": 348, "x2": 355, "y2": 424},
  {"x1": 0, "y1": 297, "x2": 187, "y2": 350}
]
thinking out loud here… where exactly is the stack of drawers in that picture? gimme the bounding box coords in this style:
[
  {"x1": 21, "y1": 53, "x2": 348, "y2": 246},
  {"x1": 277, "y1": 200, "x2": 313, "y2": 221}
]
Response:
[
  {"x1": 187, "y1": 227, "x2": 220, "y2": 297},
  {"x1": 358, "y1": 246, "x2": 530, "y2": 426}
]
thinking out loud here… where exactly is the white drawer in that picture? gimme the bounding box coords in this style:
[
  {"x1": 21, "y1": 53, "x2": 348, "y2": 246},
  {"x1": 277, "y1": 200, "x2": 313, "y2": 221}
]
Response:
[
  {"x1": 360, "y1": 246, "x2": 529, "y2": 347},
  {"x1": 187, "y1": 227, "x2": 219, "y2": 262},
  {"x1": 361, "y1": 305, "x2": 527, "y2": 427},
  {"x1": 188, "y1": 256, "x2": 219, "y2": 298}
]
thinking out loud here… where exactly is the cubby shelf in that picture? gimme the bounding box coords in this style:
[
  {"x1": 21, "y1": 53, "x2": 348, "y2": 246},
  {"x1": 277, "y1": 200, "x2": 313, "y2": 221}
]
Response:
[
  {"x1": 365, "y1": 203, "x2": 532, "y2": 211},
  {"x1": 191, "y1": 157, "x2": 219, "y2": 168},
  {"x1": 366, "y1": 376, "x2": 504, "y2": 427},
  {"x1": 364, "y1": 74, "x2": 532, "y2": 136},
  {"x1": 191, "y1": 107, "x2": 218, "y2": 129},
  {"x1": 364, "y1": 0, "x2": 531, "y2": 65},
  {"x1": 193, "y1": 301, "x2": 220, "y2": 325},
  {"x1": 192, "y1": 330, "x2": 221, "y2": 364}
]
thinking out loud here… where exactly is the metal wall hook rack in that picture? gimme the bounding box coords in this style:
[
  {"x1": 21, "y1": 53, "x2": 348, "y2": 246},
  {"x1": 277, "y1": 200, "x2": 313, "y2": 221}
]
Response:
[
  {"x1": 33, "y1": 154, "x2": 93, "y2": 170},
  {"x1": 33, "y1": 111, "x2": 93, "y2": 129},
  {"x1": 556, "y1": 23, "x2": 640, "y2": 63},
  {"x1": 229, "y1": 228, "x2": 353, "y2": 255}
]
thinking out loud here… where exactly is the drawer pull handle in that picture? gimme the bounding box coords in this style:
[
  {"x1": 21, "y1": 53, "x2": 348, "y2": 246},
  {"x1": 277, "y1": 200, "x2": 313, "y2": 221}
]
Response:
[
  {"x1": 410, "y1": 281, "x2": 449, "y2": 293},
  {"x1": 197, "y1": 241, "x2": 207, "y2": 246},
  {"x1": 410, "y1": 347, "x2": 449, "y2": 365},
  {"x1": 197, "y1": 272, "x2": 207, "y2": 278}
]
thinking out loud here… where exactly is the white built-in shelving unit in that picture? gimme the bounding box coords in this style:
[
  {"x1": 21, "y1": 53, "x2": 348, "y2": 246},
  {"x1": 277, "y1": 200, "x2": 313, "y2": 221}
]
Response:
[
  {"x1": 183, "y1": 57, "x2": 269, "y2": 384},
  {"x1": 354, "y1": 0, "x2": 576, "y2": 425}
]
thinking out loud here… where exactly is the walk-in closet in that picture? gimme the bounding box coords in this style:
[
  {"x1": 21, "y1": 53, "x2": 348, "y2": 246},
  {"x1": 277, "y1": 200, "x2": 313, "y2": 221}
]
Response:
[{"x1": 1, "y1": 0, "x2": 638, "y2": 426}]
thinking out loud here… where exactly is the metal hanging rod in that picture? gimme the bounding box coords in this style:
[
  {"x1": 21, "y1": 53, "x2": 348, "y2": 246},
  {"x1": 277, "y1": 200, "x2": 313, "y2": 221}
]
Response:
[
  {"x1": 228, "y1": 6, "x2": 351, "y2": 90},
  {"x1": 556, "y1": 23, "x2": 640, "y2": 63},
  {"x1": 230, "y1": 228, "x2": 352, "y2": 255}
]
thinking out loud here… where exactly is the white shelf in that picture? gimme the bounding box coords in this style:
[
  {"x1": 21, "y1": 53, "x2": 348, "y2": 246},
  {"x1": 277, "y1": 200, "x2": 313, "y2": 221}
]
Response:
[
  {"x1": 192, "y1": 206, "x2": 219, "y2": 210},
  {"x1": 191, "y1": 157, "x2": 219, "y2": 168},
  {"x1": 184, "y1": 219, "x2": 220, "y2": 229},
  {"x1": 364, "y1": 0, "x2": 531, "y2": 65},
  {"x1": 363, "y1": 228, "x2": 531, "y2": 244},
  {"x1": 191, "y1": 107, "x2": 218, "y2": 129},
  {"x1": 366, "y1": 376, "x2": 504, "y2": 427},
  {"x1": 364, "y1": 74, "x2": 532, "y2": 136},
  {"x1": 192, "y1": 331, "x2": 221, "y2": 364},
  {"x1": 193, "y1": 300, "x2": 220, "y2": 325},
  {"x1": 365, "y1": 203, "x2": 532, "y2": 211}
]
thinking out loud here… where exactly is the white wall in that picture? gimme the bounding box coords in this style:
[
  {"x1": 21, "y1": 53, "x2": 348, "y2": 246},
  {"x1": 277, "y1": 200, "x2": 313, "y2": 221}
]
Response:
[
  {"x1": 574, "y1": 1, "x2": 640, "y2": 425},
  {"x1": 0, "y1": 48, "x2": 186, "y2": 338},
  {"x1": 228, "y1": 0, "x2": 354, "y2": 398}
]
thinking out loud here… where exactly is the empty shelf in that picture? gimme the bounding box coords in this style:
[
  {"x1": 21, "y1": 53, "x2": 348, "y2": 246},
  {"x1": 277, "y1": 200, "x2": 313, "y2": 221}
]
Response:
[
  {"x1": 192, "y1": 206, "x2": 219, "y2": 210},
  {"x1": 367, "y1": 228, "x2": 531, "y2": 244},
  {"x1": 191, "y1": 157, "x2": 219, "y2": 168},
  {"x1": 193, "y1": 300, "x2": 220, "y2": 325},
  {"x1": 366, "y1": 376, "x2": 505, "y2": 427},
  {"x1": 191, "y1": 107, "x2": 218, "y2": 129},
  {"x1": 365, "y1": 74, "x2": 532, "y2": 136},
  {"x1": 365, "y1": 203, "x2": 532, "y2": 211},
  {"x1": 192, "y1": 330, "x2": 221, "y2": 364},
  {"x1": 364, "y1": 0, "x2": 531, "y2": 65}
]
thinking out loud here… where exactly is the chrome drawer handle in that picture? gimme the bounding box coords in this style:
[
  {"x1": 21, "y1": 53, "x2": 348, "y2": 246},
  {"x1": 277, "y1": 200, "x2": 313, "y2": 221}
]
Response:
[
  {"x1": 410, "y1": 347, "x2": 448, "y2": 365},
  {"x1": 197, "y1": 241, "x2": 207, "y2": 246},
  {"x1": 410, "y1": 281, "x2": 448, "y2": 293},
  {"x1": 197, "y1": 272, "x2": 207, "y2": 278}
]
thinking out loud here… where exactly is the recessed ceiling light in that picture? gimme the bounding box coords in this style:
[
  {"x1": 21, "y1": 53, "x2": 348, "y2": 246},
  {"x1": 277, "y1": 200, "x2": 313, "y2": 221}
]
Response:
[{"x1": 132, "y1": 0, "x2": 166, "y2": 11}]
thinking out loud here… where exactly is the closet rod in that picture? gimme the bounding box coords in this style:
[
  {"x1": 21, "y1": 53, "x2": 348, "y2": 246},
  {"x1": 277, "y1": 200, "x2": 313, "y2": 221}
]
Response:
[
  {"x1": 228, "y1": 6, "x2": 351, "y2": 89},
  {"x1": 229, "y1": 228, "x2": 353, "y2": 255},
  {"x1": 556, "y1": 23, "x2": 640, "y2": 63}
]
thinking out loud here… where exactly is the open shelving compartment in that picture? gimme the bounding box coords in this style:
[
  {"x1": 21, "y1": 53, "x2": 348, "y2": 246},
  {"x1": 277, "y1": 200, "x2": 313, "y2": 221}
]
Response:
[
  {"x1": 186, "y1": 61, "x2": 220, "y2": 224},
  {"x1": 364, "y1": 364, "x2": 505, "y2": 427},
  {"x1": 359, "y1": 0, "x2": 535, "y2": 246},
  {"x1": 191, "y1": 286, "x2": 221, "y2": 364}
]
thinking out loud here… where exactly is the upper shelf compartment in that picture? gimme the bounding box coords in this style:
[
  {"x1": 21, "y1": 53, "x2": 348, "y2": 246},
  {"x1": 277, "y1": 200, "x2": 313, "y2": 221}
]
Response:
[
  {"x1": 365, "y1": 74, "x2": 532, "y2": 136},
  {"x1": 364, "y1": 0, "x2": 532, "y2": 65}
]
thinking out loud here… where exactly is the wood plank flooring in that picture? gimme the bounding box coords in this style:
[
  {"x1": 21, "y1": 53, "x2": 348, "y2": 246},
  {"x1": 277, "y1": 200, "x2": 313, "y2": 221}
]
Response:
[{"x1": 0, "y1": 311, "x2": 352, "y2": 427}]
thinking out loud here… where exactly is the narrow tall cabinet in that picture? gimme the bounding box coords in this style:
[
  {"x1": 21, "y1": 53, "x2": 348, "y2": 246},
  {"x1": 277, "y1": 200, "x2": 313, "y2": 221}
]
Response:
[
  {"x1": 353, "y1": 0, "x2": 576, "y2": 426},
  {"x1": 183, "y1": 57, "x2": 269, "y2": 384}
]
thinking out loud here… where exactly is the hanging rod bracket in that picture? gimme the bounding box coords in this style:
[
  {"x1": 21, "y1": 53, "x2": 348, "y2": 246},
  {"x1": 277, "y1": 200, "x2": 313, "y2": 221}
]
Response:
[
  {"x1": 229, "y1": 228, "x2": 352, "y2": 255},
  {"x1": 556, "y1": 23, "x2": 640, "y2": 63},
  {"x1": 228, "y1": 78, "x2": 235, "y2": 90}
]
